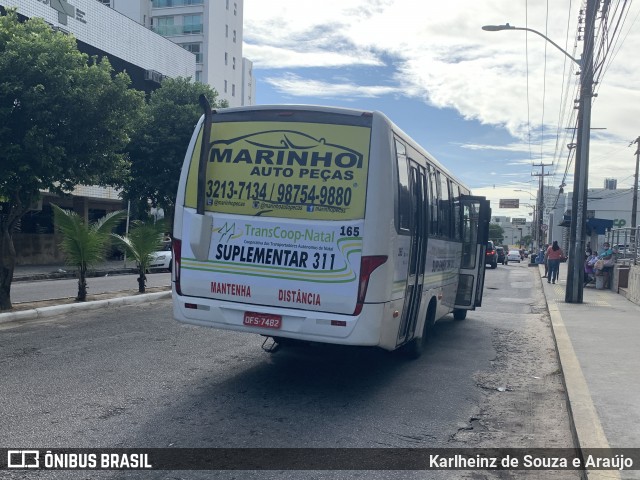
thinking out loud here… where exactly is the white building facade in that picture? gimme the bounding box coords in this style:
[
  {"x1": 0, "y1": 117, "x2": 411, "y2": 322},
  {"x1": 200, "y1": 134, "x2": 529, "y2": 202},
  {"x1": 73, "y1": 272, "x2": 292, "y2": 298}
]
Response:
[
  {"x1": 104, "y1": 0, "x2": 255, "y2": 107},
  {"x1": 490, "y1": 215, "x2": 532, "y2": 248},
  {"x1": 538, "y1": 179, "x2": 634, "y2": 253},
  {"x1": 1, "y1": 0, "x2": 195, "y2": 84},
  {"x1": 95, "y1": 0, "x2": 152, "y2": 28}
]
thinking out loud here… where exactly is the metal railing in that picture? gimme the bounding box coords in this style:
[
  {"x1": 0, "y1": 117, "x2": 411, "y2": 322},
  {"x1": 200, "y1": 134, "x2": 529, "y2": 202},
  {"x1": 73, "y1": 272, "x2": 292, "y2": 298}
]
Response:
[
  {"x1": 151, "y1": 24, "x2": 203, "y2": 36},
  {"x1": 152, "y1": 0, "x2": 204, "y2": 7},
  {"x1": 605, "y1": 227, "x2": 639, "y2": 265}
]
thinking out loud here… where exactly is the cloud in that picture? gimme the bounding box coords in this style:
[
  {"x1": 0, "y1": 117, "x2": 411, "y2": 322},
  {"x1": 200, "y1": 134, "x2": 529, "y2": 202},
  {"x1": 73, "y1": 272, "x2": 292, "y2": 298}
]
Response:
[
  {"x1": 243, "y1": 0, "x2": 640, "y2": 192},
  {"x1": 262, "y1": 73, "x2": 403, "y2": 99},
  {"x1": 243, "y1": 44, "x2": 383, "y2": 69}
]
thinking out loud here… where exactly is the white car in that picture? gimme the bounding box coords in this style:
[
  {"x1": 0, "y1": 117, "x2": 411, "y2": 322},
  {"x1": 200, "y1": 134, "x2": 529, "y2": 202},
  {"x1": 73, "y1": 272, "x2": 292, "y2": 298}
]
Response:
[
  {"x1": 507, "y1": 250, "x2": 522, "y2": 262},
  {"x1": 149, "y1": 249, "x2": 172, "y2": 271}
]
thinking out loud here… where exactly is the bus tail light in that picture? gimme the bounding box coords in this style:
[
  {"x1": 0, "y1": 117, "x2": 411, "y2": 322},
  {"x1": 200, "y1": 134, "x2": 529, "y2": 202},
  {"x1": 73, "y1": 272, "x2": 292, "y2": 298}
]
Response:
[
  {"x1": 172, "y1": 238, "x2": 182, "y2": 295},
  {"x1": 353, "y1": 255, "x2": 387, "y2": 315}
]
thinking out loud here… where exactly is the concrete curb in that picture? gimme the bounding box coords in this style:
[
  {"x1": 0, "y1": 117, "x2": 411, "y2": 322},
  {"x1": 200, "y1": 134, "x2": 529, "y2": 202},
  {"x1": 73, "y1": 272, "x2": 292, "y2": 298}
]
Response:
[
  {"x1": 537, "y1": 265, "x2": 619, "y2": 480},
  {"x1": 0, "y1": 291, "x2": 171, "y2": 325}
]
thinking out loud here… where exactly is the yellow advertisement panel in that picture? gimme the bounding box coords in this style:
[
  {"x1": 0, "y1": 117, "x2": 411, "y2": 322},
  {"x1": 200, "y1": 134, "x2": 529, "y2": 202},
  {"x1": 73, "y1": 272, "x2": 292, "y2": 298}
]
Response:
[{"x1": 185, "y1": 121, "x2": 371, "y2": 220}]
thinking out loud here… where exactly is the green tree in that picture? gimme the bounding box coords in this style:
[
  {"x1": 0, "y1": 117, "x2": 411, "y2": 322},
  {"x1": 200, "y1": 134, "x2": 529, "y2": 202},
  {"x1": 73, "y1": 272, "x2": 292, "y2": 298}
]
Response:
[
  {"x1": 0, "y1": 9, "x2": 145, "y2": 310},
  {"x1": 489, "y1": 223, "x2": 505, "y2": 244},
  {"x1": 52, "y1": 205, "x2": 126, "y2": 301},
  {"x1": 112, "y1": 220, "x2": 165, "y2": 293},
  {"x1": 126, "y1": 77, "x2": 227, "y2": 226}
]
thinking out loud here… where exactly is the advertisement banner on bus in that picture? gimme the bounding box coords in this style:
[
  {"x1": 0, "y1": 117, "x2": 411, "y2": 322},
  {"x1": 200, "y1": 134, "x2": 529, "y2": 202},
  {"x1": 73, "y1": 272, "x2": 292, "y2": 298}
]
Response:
[
  {"x1": 179, "y1": 215, "x2": 364, "y2": 313},
  {"x1": 183, "y1": 122, "x2": 371, "y2": 221}
]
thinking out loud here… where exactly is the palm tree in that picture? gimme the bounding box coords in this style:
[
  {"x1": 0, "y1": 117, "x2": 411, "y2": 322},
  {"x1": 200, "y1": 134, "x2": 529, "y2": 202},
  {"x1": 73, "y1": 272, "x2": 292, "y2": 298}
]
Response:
[
  {"x1": 52, "y1": 205, "x2": 126, "y2": 301},
  {"x1": 112, "y1": 220, "x2": 165, "y2": 293}
]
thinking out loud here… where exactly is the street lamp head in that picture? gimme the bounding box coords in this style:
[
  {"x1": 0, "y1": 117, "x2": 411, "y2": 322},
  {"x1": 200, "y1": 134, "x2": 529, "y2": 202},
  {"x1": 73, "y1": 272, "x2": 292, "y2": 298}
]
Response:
[
  {"x1": 482, "y1": 23, "x2": 581, "y2": 67},
  {"x1": 482, "y1": 23, "x2": 514, "y2": 32}
]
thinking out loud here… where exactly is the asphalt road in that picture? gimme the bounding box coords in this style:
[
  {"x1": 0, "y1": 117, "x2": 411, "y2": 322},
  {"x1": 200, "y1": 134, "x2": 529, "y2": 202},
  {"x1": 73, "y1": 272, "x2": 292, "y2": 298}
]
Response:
[{"x1": 0, "y1": 262, "x2": 579, "y2": 479}]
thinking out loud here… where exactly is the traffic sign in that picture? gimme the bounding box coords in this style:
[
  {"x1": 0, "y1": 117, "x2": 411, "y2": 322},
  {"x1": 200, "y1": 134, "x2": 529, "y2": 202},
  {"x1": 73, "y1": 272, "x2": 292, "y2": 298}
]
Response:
[
  {"x1": 499, "y1": 199, "x2": 520, "y2": 209},
  {"x1": 541, "y1": 224, "x2": 548, "y2": 231}
]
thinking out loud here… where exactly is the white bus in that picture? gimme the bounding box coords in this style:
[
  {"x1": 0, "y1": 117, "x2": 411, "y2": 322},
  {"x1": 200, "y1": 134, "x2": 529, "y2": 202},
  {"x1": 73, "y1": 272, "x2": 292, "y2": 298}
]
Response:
[{"x1": 171, "y1": 100, "x2": 489, "y2": 357}]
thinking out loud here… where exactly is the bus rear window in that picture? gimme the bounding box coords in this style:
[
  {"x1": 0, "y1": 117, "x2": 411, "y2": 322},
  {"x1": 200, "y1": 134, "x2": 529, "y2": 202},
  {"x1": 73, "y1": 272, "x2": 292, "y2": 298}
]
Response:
[{"x1": 184, "y1": 120, "x2": 371, "y2": 221}]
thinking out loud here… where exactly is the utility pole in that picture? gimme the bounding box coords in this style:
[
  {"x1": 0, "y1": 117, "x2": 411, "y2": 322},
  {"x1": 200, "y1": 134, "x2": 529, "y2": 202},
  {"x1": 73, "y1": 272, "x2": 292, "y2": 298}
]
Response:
[
  {"x1": 632, "y1": 137, "x2": 639, "y2": 249},
  {"x1": 533, "y1": 163, "x2": 552, "y2": 246},
  {"x1": 566, "y1": 0, "x2": 596, "y2": 304}
]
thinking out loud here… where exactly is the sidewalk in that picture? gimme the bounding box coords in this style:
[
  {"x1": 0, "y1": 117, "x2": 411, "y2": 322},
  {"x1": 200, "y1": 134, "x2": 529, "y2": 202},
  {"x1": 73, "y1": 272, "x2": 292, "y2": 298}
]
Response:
[
  {"x1": 12, "y1": 259, "x2": 138, "y2": 282},
  {"x1": 539, "y1": 262, "x2": 640, "y2": 479}
]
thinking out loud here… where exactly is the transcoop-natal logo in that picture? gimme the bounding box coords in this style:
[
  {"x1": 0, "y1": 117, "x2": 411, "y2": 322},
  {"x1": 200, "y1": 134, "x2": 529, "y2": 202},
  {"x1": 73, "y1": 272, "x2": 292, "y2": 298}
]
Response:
[
  {"x1": 36, "y1": 0, "x2": 87, "y2": 26},
  {"x1": 213, "y1": 222, "x2": 243, "y2": 243},
  {"x1": 213, "y1": 222, "x2": 336, "y2": 245},
  {"x1": 208, "y1": 130, "x2": 364, "y2": 170}
]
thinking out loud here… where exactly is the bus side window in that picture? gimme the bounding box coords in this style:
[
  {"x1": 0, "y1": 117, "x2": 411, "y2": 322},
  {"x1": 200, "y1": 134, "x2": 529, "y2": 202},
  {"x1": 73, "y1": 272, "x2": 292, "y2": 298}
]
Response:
[
  {"x1": 451, "y1": 182, "x2": 462, "y2": 241},
  {"x1": 395, "y1": 139, "x2": 411, "y2": 233},
  {"x1": 438, "y1": 171, "x2": 451, "y2": 238},
  {"x1": 460, "y1": 203, "x2": 478, "y2": 269},
  {"x1": 427, "y1": 164, "x2": 438, "y2": 236}
]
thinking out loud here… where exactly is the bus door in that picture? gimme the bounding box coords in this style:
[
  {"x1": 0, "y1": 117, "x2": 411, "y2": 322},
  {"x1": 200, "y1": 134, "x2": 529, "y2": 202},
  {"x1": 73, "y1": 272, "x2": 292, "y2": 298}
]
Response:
[
  {"x1": 454, "y1": 196, "x2": 490, "y2": 310},
  {"x1": 397, "y1": 162, "x2": 428, "y2": 345}
]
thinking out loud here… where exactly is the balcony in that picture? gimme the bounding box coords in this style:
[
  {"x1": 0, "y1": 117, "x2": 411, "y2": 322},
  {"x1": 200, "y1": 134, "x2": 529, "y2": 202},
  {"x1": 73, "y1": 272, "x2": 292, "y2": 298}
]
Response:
[
  {"x1": 152, "y1": 24, "x2": 203, "y2": 36},
  {"x1": 152, "y1": 0, "x2": 203, "y2": 7}
]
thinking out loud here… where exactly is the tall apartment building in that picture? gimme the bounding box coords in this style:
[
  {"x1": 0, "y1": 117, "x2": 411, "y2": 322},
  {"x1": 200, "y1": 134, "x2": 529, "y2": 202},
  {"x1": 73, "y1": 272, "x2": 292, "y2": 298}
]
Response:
[
  {"x1": 0, "y1": 0, "x2": 197, "y2": 264},
  {"x1": 103, "y1": 0, "x2": 255, "y2": 107}
]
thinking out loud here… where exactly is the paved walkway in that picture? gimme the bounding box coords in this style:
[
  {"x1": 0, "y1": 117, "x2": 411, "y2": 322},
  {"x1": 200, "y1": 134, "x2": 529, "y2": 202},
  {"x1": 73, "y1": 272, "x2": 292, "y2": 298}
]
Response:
[
  {"x1": 2, "y1": 261, "x2": 640, "y2": 478},
  {"x1": 539, "y1": 262, "x2": 640, "y2": 479},
  {"x1": 12, "y1": 259, "x2": 138, "y2": 282}
]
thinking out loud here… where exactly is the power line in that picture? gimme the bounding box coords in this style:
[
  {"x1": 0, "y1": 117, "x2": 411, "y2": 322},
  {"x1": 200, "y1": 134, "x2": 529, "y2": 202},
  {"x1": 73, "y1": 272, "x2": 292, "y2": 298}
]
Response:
[
  {"x1": 540, "y1": 0, "x2": 550, "y2": 165},
  {"x1": 525, "y1": 0, "x2": 534, "y2": 165}
]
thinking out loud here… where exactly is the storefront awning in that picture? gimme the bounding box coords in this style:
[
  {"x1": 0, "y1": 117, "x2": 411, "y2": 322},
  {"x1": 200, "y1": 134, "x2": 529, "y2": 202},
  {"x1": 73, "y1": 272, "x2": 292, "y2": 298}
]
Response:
[{"x1": 559, "y1": 215, "x2": 613, "y2": 235}]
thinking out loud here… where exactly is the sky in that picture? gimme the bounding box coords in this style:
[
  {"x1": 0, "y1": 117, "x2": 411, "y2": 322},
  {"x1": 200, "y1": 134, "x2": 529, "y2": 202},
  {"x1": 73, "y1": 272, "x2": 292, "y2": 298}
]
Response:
[{"x1": 242, "y1": 0, "x2": 640, "y2": 220}]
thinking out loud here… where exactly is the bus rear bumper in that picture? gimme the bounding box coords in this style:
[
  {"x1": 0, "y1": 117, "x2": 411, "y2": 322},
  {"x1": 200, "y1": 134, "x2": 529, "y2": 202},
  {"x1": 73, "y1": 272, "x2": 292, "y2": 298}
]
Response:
[{"x1": 173, "y1": 292, "x2": 386, "y2": 347}]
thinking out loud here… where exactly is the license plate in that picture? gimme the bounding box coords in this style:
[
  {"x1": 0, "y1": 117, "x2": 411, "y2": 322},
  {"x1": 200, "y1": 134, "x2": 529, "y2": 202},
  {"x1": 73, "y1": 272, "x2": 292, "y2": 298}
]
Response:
[{"x1": 243, "y1": 312, "x2": 282, "y2": 329}]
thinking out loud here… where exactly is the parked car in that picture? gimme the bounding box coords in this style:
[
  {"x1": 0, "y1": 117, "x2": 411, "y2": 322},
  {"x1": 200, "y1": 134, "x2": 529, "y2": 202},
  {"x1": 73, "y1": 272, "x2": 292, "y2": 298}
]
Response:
[
  {"x1": 507, "y1": 249, "x2": 522, "y2": 263},
  {"x1": 486, "y1": 241, "x2": 498, "y2": 269},
  {"x1": 149, "y1": 249, "x2": 172, "y2": 271},
  {"x1": 614, "y1": 244, "x2": 631, "y2": 255},
  {"x1": 496, "y1": 246, "x2": 507, "y2": 265}
]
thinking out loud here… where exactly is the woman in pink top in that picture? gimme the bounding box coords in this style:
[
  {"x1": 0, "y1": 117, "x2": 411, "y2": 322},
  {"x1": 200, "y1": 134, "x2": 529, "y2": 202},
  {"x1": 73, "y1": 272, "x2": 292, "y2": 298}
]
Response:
[{"x1": 546, "y1": 240, "x2": 564, "y2": 284}]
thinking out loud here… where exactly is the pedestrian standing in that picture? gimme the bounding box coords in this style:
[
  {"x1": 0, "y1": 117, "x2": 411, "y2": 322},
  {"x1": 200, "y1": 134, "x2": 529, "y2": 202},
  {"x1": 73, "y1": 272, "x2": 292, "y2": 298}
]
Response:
[
  {"x1": 542, "y1": 244, "x2": 550, "y2": 277},
  {"x1": 546, "y1": 241, "x2": 564, "y2": 284}
]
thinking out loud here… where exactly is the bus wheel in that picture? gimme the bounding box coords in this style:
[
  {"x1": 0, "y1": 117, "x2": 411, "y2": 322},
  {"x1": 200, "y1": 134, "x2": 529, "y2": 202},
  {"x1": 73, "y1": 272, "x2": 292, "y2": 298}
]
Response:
[
  {"x1": 403, "y1": 301, "x2": 436, "y2": 360},
  {"x1": 453, "y1": 309, "x2": 467, "y2": 321}
]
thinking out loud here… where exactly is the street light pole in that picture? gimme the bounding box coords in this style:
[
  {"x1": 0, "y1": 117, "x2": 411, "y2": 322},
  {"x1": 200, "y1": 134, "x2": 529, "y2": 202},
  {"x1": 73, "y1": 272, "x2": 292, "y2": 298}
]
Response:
[
  {"x1": 632, "y1": 137, "x2": 639, "y2": 234},
  {"x1": 483, "y1": 3, "x2": 596, "y2": 303},
  {"x1": 481, "y1": 23, "x2": 581, "y2": 64},
  {"x1": 565, "y1": 0, "x2": 596, "y2": 303}
]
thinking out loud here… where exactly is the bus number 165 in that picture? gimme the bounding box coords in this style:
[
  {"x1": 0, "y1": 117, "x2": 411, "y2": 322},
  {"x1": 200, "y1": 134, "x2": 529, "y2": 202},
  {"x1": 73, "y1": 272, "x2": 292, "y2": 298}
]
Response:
[{"x1": 340, "y1": 226, "x2": 360, "y2": 237}]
